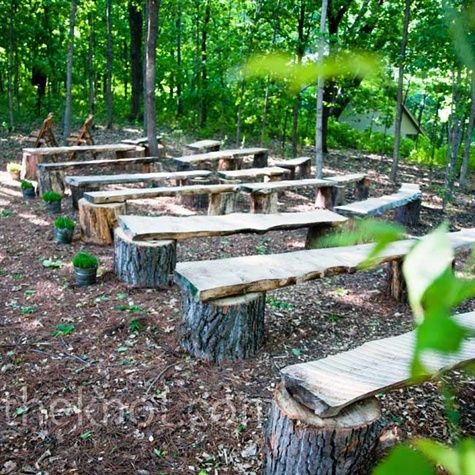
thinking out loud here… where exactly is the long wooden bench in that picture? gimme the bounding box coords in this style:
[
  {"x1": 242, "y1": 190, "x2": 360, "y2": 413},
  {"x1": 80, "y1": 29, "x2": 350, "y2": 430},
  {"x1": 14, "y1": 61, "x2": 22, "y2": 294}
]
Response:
[
  {"x1": 66, "y1": 170, "x2": 212, "y2": 209},
  {"x1": 217, "y1": 166, "x2": 290, "y2": 182},
  {"x1": 21, "y1": 144, "x2": 145, "y2": 180},
  {"x1": 114, "y1": 210, "x2": 347, "y2": 287},
  {"x1": 265, "y1": 311, "x2": 475, "y2": 474},
  {"x1": 121, "y1": 137, "x2": 165, "y2": 157},
  {"x1": 273, "y1": 156, "x2": 311, "y2": 179},
  {"x1": 36, "y1": 156, "x2": 163, "y2": 196},
  {"x1": 173, "y1": 228, "x2": 475, "y2": 362},
  {"x1": 185, "y1": 139, "x2": 221, "y2": 153},
  {"x1": 335, "y1": 183, "x2": 421, "y2": 225}
]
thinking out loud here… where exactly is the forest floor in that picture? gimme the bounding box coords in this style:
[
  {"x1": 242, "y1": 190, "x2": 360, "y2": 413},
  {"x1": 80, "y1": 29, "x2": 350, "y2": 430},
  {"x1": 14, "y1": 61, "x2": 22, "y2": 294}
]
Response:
[{"x1": 0, "y1": 126, "x2": 474, "y2": 474}]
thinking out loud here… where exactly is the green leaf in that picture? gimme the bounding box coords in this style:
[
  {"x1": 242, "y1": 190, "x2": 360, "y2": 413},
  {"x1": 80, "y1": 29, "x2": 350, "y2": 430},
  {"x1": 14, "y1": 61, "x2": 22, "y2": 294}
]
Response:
[
  {"x1": 373, "y1": 445, "x2": 435, "y2": 475},
  {"x1": 291, "y1": 348, "x2": 301, "y2": 356},
  {"x1": 415, "y1": 439, "x2": 460, "y2": 475},
  {"x1": 116, "y1": 292, "x2": 128, "y2": 300},
  {"x1": 52, "y1": 323, "x2": 75, "y2": 337},
  {"x1": 80, "y1": 430, "x2": 93, "y2": 441}
]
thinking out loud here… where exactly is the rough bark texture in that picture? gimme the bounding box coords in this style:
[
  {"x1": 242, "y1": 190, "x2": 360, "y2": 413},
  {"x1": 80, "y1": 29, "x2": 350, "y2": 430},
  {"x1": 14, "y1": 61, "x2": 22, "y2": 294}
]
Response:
[
  {"x1": 315, "y1": 186, "x2": 334, "y2": 210},
  {"x1": 180, "y1": 177, "x2": 211, "y2": 209},
  {"x1": 37, "y1": 167, "x2": 64, "y2": 195},
  {"x1": 208, "y1": 192, "x2": 238, "y2": 215},
  {"x1": 21, "y1": 152, "x2": 41, "y2": 180},
  {"x1": 253, "y1": 150, "x2": 269, "y2": 168},
  {"x1": 264, "y1": 384, "x2": 383, "y2": 475},
  {"x1": 250, "y1": 192, "x2": 278, "y2": 214},
  {"x1": 305, "y1": 224, "x2": 334, "y2": 249},
  {"x1": 181, "y1": 292, "x2": 266, "y2": 363},
  {"x1": 394, "y1": 198, "x2": 421, "y2": 226},
  {"x1": 78, "y1": 198, "x2": 126, "y2": 245},
  {"x1": 386, "y1": 259, "x2": 406, "y2": 302},
  {"x1": 71, "y1": 185, "x2": 99, "y2": 210},
  {"x1": 355, "y1": 177, "x2": 370, "y2": 200},
  {"x1": 218, "y1": 157, "x2": 240, "y2": 171},
  {"x1": 114, "y1": 227, "x2": 176, "y2": 287}
]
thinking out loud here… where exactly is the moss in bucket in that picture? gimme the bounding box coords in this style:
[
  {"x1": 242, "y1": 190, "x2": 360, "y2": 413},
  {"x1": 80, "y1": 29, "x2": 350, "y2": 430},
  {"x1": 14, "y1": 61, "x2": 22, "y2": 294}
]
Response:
[
  {"x1": 54, "y1": 216, "x2": 75, "y2": 230},
  {"x1": 72, "y1": 250, "x2": 99, "y2": 269},
  {"x1": 42, "y1": 191, "x2": 62, "y2": 203},
  {"x1": 20, "y1": 180, "x2": 34, "y2": 190}
]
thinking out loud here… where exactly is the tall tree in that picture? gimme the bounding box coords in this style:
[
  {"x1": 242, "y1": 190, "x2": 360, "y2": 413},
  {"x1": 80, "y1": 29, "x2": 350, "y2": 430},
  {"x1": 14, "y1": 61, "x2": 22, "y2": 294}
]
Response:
[
  {"x1": 145, "y1": 0, "x2": 161, "y2": 156},
  {"x1": 105, "y1": 0, "x2": 113, "y2": 129},
  {"x1": 7, "y1": 0, "x2": 16, "y2": 132},
  {"x1": 63, "y1": 0, "x2": 78, "y2": 140},
  {"x1": 390, "y1": 0, "x2": 412, "y2": 182},
  {"x1": 315, "y1": 0, "x2": 328, "y2": 178},
  {"x1": 198, "y1": 0, "x2": 211, "y2": 128},
  {"x1": 175, "y1": 0, "x2": 183, "y2": 117},
  {"x1": 128, "y1": 1, "x2": 143, "y2": 120},
  {"x1": 459, "y1": 69, "x2": 475, "y2": 188},
  {"x1": 87, "y1": 12, "x2": 95, "y2": 115}
]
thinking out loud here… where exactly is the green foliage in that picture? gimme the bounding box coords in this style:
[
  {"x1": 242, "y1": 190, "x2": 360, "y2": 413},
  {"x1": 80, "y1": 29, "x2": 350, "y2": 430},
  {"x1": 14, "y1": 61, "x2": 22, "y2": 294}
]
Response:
[
  {"x1": 42, "y1": 191, "x2": 62, "y2": 203},
  {"x1": 54, "y1": 216, "x2": 75, "y2": 230},
  {"x1": 72, "y1": 251, "x2": 99, "y2": 269},
  {"x1": 6, "y1": 163, "x2": 21, "y2": 172},
  {"x1": 128, "y1": 318, "x2": 144, "y2": 333},
  {"x1": 20, "y1": 180, "x2": 34, "y2": 190},
  {"x1": 52, "y1": 323, "x2": 75, "y2": 337},
  {"x1": 42, "y1": 258, "x2": 63, "y2": 269}
]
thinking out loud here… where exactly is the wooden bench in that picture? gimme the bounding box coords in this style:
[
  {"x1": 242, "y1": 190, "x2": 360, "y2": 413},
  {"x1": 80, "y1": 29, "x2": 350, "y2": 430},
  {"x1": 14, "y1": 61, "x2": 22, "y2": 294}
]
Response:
[
  {"x1": 273, "y1": 156, "x2": 312, "y2": 179},
  {"x1": 217, "y1": 166, "x2": 290, "y2": 182},
  {"x1": 27, "y1": 112, "x2": 58, "y2": 148},
  {"x1": 21, "y1": 144, "x2": 145, "y2": 180},
  {"x1": 173, "y1": 228, "x2": 475, "y2": 362},
  {"x1": 185, "y1": 139, "x2": 221, "y2": 153},
  {"x1": 265, "y1": 311, "x2": 475, "y2": 474},
  {"x1": 174, "y1": 147, "x2": 269, "y2": 171},
  {"x1": 36, "y1": 156, "x2": 163, "y2": 196},
  {"x1": 66, "y1": 169, "x2": 212, "y2": 209},
  {"x1": 114, "y1": 210, "x2": 347, "y2": 287},
  {"x1": 121, "y1": 136, "x2": 165, "y2": 157},
  {"x1": 335, "y1": 183, "x2": 421, "y2": 226}
]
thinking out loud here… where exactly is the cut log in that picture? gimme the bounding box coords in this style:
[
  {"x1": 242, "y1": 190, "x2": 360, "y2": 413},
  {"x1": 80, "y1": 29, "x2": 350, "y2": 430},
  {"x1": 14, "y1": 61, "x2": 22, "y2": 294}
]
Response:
[
  {"x1": 250, "y1": 192, "x2": 278, "y2": 214},
  {"x1": 305, "y1": 223, "x2": 336, "y2": 249},
  {"x1": 264, "y1": 384, "x2": 383, "y2": 475},
  {"x1": 114, "y1": 227, "x2": 176, "y2": 287},
  {"x1": 315, "y1": 185, "x2": 334, "y2": 209},
  {"x1": 208, "y1": 191, "x2": 238, "y2": 215},
  {"x1": 21, "y1": 152, "x2": 41, "y2": 180},
  {"x1": 274, "y1": 156, "x2": 312, "y2": 179},
  {"x1": 78, "y1": 199, "x2": 126, "y2": 245},
  {"x1": 71, "y1": 185, "x2": 100, "y2": 210},
  {"x1": 218, "y1": 156, "x2": 241, "y2": 171},
  {"x1": 180, "y1": 177, "x2": 212, "y2": 209},
  {"x1": 355, "y1": 177, "x2": 371, "y2": 200},
  {"x1": 37, "y1": 167, "x2": 64, "y2": 195},
  {"x1": 394, "y1": 198, "x2": 421, "y2": 226},
  {"x1": 181, "y1": 291, "x2": 266, "y2": 363},
  {"x1": 386, "y1": 258, "x2": 406, "y2": 302},
  {"x1": 253, "y1": 149, "x2": 269, "y2": 168}
]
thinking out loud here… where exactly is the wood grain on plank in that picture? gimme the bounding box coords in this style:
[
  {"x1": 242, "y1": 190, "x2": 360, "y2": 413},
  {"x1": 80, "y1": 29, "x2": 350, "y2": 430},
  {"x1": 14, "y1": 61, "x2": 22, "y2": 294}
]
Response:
[
  {"x1": 240, "y1": 177, "x2": 332, "y2": 193},
  {"x1": 174, "y1": 147, "x2": 268, "y2": 165},
  {"x1": 281, "y1": 311, "x2": 475, "y2": 418},
  {"x1": 37, "y1": 156, "x2": 161, "y2": 171},
  {"x1": 23, "y1": 144, "x2": 139, "y2": 155},
  {"x1": 324, "y1": 173, "x2": 367, "y2": 184},
  {"x1": 274, "y1": 156, "x2": 311, "y2": 167},
  {"x1": 218, "y1": 167, "x2": 290, "y2": 180}
]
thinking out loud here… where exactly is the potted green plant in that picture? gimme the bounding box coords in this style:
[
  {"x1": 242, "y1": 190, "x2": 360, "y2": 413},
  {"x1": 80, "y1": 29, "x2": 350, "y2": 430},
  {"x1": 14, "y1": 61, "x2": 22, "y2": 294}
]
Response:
[
  {"x1": 20, "y1": 180, "x2": 36, "y2": 199},
  {"x1": 53, "y1": 216, "x2": 75, "y2": 244},
  {"x1": 72, "y1": 250, "x2": 99, "y2": 286},
  {"x1": 7, "y1": 163, "x2": 21, "y2": 180},
  {"x1": 42, "y1": 191, "x2": 63, "y2": 214}
]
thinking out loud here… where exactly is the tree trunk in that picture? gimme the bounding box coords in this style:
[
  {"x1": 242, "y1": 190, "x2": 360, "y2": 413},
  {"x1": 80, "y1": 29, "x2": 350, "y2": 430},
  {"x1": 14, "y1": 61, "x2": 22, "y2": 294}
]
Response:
[
  {"x1": 315, "y1": 0, "x2": 328, "y2": 178},
  {"x1": 264, "y1": 384, "x2": 383, "y2": 475},
  {"x1": 386, "y1": 258, "x2": 407, "y2": 302},
  {"x1": 181, "y1": 291, "x2": 266, "y2": 363},
  {"x1": 129, "y1": 1, "x2": 143, "y2": 120},
  {"x1": 114, "y1": 227, "x2": 176, "y2": 287},
  {"x1": 105, "y1": 0, "x2": 113, "y2": 129},
  {"x1": 198, "y1": 0, "x2": 211, "y2": 128},
  {"x1": 87, "y1": 13, "x2": 95, "y2": 115},
  {"x1": 394, "y1": 198, "x2": 421, "y2": 226},
  {"x1": 63, "y1": 0, "x2": 78, "y2": 140},
  {"x1": 176, "y1": 0, "x2": 183, "y2": 116},
  {"x1": 390, "y1": 0, "x2": 411, "y2": 182},
  {"x1": 145, "y1": 0, "x2": 161, "y2": 157},
  {"x1": 7, "y1": 0, "x2": 16, "y2": 132},
  {"x1": 250, "y1": 192, "x2": 278, "y2": 214},
  {"x1": 459, "y1": 69, "x2": 475, "y2": 189}
]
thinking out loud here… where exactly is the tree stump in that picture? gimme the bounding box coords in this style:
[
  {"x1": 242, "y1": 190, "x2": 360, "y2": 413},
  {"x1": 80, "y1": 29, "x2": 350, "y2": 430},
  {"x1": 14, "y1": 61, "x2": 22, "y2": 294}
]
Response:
[
  {"x1": 114, "y1": 227, "x2": 176, "y2": 287},
  {"x1": 21, "y1": 152, "x2": 41, "y2": 180},
  {"x1": 315, "y1": 186, "x2": 334, "y2": 210},
  {"x1": 264, "y1": 384, "x2": 383, "y2": 475},
  {"x1": 355, "y1": 177, "x2": 370, "y2": 200},
  {"x1": 300, "y1": 160, "x2": 311, "y2": 179},
  {"x1": 37, "y1": 167, "x2": 64, "y2": 196},
  {"x1": 218, "y1": 156, "x2": 241, "y2": 171},
  {"x1": 208, "y1": 192, "x2": 238, "y2": 215},
  {"x1": 78, "y1": 198, "x2": 126, "y2": 245},
  {"x1": 181, "y1": 291, "x2": 266, "y2": 363},
  {"x1": 180, "y1": 177, "x2": 211, "y2": 209},
  {"x1": 253, "y1": 150, "x2": 269, "y2": 168},
  {"x1": 394, "y1": 199, "x2": 421, "y2": 226},
  {"x1": 250, "y1": 192, "x2": 278, "y2": 214},
  {"x1": 71, "y1": 185, "x2": 100, "y2": 210},
  {"x1": 305, "y1": 223, "x2": 334, "y2": 249},
  {"x1": 386, "y1": 258, "x2": 407, "y2": 302},
  {"x1": 332, "y1": 185, "x2": 346, "y2": 207}
]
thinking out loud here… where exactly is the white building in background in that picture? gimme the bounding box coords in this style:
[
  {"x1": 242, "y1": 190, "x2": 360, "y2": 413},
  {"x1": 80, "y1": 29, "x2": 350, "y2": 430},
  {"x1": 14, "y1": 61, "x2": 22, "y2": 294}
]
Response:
[{"x1": 339, "y1": 103, "x2": 423, "y2": 138}]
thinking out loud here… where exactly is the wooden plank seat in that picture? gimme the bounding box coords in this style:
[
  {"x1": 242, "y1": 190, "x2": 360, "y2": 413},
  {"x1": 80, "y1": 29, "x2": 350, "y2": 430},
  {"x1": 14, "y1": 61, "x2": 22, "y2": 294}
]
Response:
[
  {"x1": 21, "y1": 144, "x2": 145, "y2": 180},
  {"x1": 323, "y1": 172, "x2": 370, "y2": 205},
  {"x1": 185, "y1": 139, "x2": 221, "y2": 153},
  {"x1": 36, "y1": 156, "x2": 163, "y2": 197},
  {"x1": 115, "y1": 210, "x2": 347, "y2": 288},
  {"x1": 27, "y1": 112, "x2": 58, "y2": 148},
  {"x1": 265, "y1": 311, "x2": 475, "y2": 474},
  {"x1": 335, "y1": 183, "x2": 421, "y2": 226},
  {"x1": 173, "y1": 228, "x2": 475, "y2": 362},
  {"x1": 66, "y1": 170, "x2": 212, "y2": 209},
  {"x1": 273, "y1": 156, "x2": 312, "y2": 179},
  {"x1": 121, "y1": 136, "x2": 165, "y2": 157},
  {"x1": 217, "y1": 166, "x2": 290, "y2": 182},
  {"x1": 174, "y1": 147, "x2": 269, "y2": 171}
]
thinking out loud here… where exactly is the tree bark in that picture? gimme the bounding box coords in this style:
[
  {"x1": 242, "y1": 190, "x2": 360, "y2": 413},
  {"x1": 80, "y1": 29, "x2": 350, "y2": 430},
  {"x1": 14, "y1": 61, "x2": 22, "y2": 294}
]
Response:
[
  {"x1": 459, "y1": 69, "x2": 475, "y2": 188},
  {"x1": 87, "y1": 13, "x2": 95, "y2": 116},
  {"x1": 63, "y1": 0, "x2": 78, "y2": 140},
  {"x1": 250, "y1": 192, "x2": 278, "y2": 214},
  {"x1": 390, "y1": 0, "x2": 411, "y2": 183},
  {"x1": 129, "y1": 1, "x2": 143, "y2": 120},
  {"x1": 105, "y1": 0, "x2": 113, "y2": 129},
  {"x1": 198, "y1": 0, "x2": 211, "y2": 128},
  {"x1": 175, "y1": 0, "x2": 183, "y2": 116},
  {"x1": 181, "y1": 291, "x2": 266, "y2": 363},
  {"x1": 386, "y1": 258, "x2": 406, "y2": 302},
  {"x1": 145, "y1": 0, "x2": 161, "y2": 157},
  {"x1": 7, "y1": 0, "x2": 16, "y2": 132}
]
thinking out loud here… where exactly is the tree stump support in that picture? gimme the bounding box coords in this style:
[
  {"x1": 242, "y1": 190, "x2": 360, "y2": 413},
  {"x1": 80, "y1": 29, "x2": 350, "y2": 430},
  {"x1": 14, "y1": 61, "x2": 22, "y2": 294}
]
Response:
[
  {"x1": 218, "y1": 156, "x2": 241, "y2": 171},
  {"x1": 394, "y1": 198, "x2": 421, "y2": 226},
  {"x1": 264, "y1": 384, "x2": 383, "y2": 475},
  {"x1": 386, "y1": 258, "x2": 407, "y2": 302},
  {"x1": 114, "y1": 227, "x2": 176, "y2": 288},
  {"x1": 21, "y1": 151, "x2": 42, "y2": 180},
  {"x1": 208, "y1": 192, "x2": 238, "y2": 215},
  {"x1": 305, "y1": 223, "x2": 335, "y2": 249},
  {"x1": 250, "y1": 192, "x2": 278, "y2": 214},
  {"x1": 37, "y1": 167, "x2": 64, "y2": 196},
  {"x1": 355, "y1": 177, "x2": 370, "y2": 200},
  {"x1": 78, "y1": 198, "x2": 126, "y2": 245},
  {"x1": 180, "y1": 177, "x2": 212, "y2": 209},
  {"x1": 315, "y1": 185, "x2": 334, "y2": 210},
  {"x1": 71, "y1": 184, "x2": 100, "y2": 210},
  {"x1": 253, "y1": 150, "x2": 269, "y2": 168},
  {"x1": 181, "y1": 291, "x2": 266, "y2": 363}
]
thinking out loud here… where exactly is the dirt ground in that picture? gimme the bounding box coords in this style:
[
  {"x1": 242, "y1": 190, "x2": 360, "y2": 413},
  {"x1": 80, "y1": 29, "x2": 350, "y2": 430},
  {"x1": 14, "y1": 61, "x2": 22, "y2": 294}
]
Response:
[{"x1": 0, "y1": 127, "x2": 474, "y2": 474}]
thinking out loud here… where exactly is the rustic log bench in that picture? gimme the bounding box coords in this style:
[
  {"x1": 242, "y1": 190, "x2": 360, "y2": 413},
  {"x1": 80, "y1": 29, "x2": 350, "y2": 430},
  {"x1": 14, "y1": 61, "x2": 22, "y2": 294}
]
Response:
[
  {"x1": 21, "y1": 144, "x2": 145, "y2": 180},
  {"x1": 36, "y1": 156, "x2": 163, "y2": 196},
  {"x1": 265, "y1": 311, "x2": 475, "y2": 474},
  {"x1": 184, "y1": 139, "x2": 221, "y2": 153},
  {"x1": 335, "y1": 183, "x2": 421, "y2": 226},
  {"x1": 273, "y1": 156, "x2": 312, "y2": 179},
  {"x1": 114, "y1": 210, "x2": 347, "y2": 287},
  {"x1": 174, "y1": 147, "x2": 269, "y2": 171},
  {"x1": 217, "y1": 166, "x2": 290, "y2": 182},
  {"x1": 173, "y1": 228, "x2": 475, "y2": 362},
  {"x1": 120, "y1": 137, "x2": 165, "y2": 157},
  {"x1": 66, "y1": 170, "x2": 212, "y2": 209}
]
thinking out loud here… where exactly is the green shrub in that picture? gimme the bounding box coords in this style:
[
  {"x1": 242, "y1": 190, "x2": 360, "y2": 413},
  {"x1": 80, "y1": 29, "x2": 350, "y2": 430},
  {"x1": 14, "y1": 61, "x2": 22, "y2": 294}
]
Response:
[
  {"x1": 42, "y1": 191, "x2": 62, "y2": 203},
  {"x1": 54, "y1": 216, "x2": 75, "y2": 230},
  {"x1": 7, "y1": 162, "x2": 21, "y2": 172},
  {"x1": 72, "y1": 251, "x2": 99, "y2": 269},
  {"x1": 20, "y1": 180, "x2": 34, "y2": 190}
]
